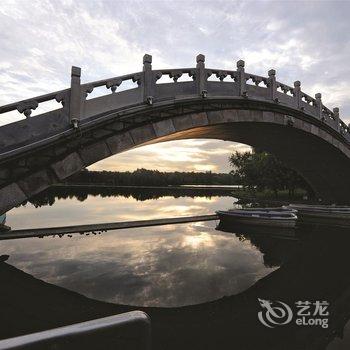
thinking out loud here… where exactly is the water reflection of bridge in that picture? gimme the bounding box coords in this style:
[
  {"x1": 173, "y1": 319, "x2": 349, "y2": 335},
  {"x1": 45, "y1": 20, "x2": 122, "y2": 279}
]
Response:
[{"x1": 0, "y1": 225, "x2": 349, "y2": 350}]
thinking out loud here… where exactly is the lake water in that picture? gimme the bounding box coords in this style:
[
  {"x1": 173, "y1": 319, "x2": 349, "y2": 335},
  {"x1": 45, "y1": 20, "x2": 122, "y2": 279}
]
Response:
[
  {"x1": 3, "y1": 193, "x2": 274, "y2": 307},
  {"x1": 1, "y1": 189, "x2": 349, "y2": 349}
]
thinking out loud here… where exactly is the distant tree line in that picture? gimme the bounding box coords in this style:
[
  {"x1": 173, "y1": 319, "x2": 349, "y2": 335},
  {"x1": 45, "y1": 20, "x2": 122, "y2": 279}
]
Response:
[
  {"x1": 26, "y1": 187, "x2": 234, "y2": 208},
  {"x1": 66, "y1": 150, "x2": 314, "y2": 198},
  {"x1": 67, "y1": 168, "x2": 239, "y2": 186},
  {"x1": 229, "y1": 150, "x2": 314, "y2": 197}
]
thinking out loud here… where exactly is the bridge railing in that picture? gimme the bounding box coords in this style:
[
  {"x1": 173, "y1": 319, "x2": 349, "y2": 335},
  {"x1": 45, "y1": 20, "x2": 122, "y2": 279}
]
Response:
[
  {"x1": 0, "y1": 89, "x2": 69, "y2": 118},
  {"x1": 0, "y1": 54, "x2": 349, "y2": 142},
  {"x1": 206, "y1": 69, "x2": 238, "y2": 82},
  {"x1": 82, "y1": 72, "x2": 142, "y2": 96},
  {"x1": 153, "y1": 68, "x2": 196, "y2": 83}
]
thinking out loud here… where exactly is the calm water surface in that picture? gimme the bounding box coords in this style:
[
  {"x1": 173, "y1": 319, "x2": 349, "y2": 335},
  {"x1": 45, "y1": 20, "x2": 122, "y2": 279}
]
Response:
[
  {"x1": 3, "y1": 194, "x2": 274, "y2": 307},
  {"x1": 1, "y1": 190, "x2": 350, "y2": 349}
]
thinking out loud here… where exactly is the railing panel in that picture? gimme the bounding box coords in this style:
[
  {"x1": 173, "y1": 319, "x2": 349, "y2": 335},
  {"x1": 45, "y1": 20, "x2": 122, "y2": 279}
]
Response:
[
  {"x1": 0, "y1": 108, "x2": 69, "y2": 152},
  {"x1": 85, "y1": 77, "x2": 140, "y2": 101},
  {"x1": 275, "y1": 90, "x2": 295, "y2": 106},
  {"x1": 207, "y1": 69, "x2": 237, "y2": 83},
  {"x1": 206, "y1": 81, "x2": 238, "y2": 96},
  {"x1": 300, "y1": 100, "x2": 318, "y2": 118},
  {"x1": 246, "y1": 84, "x2": 270, "y2": 100},
  {"x1": 154, "y1": 69, "x2": 195, "y2": 85},
  {"x1": 327, "y1": 118, "x2": 339, "y2": 131},
  {"x1": 0, "y1": 89, "x2": 69, "y2": 126},
  {"x1": 82, "y1": 88, "x2": 142, "y2": 120},
  {"x1": 245, "y1": 73, "x2": 268, "y2": 88},
  {"x1": 154, "y1": 81, "x2": 197, "y2": 99}
]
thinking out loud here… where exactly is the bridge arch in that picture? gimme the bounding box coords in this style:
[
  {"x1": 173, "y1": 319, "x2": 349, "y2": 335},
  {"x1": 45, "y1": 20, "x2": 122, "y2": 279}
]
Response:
[{"x1": 1, "y1": 54, "x2": 350, "y2": 214}]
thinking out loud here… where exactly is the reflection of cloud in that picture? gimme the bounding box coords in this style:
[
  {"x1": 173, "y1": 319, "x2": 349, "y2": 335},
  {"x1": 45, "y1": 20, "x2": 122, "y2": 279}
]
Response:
[
  {"x1": 3, "y1": 194, "x2": 273, "y2": 307},
  {"x1": 182, "y1": 232, "x2": 214, "y2": 249},
  {"x1": 159, "y1": 205, "x2": 204, "y2": 215},
  {"x1": 7, "y1": 192, "x2": 237, "y2": 229},
  {"x1": 193, "y1": 197, "x2": 216, "y2": 203},
  {"x1": 1, "y1": 220, "x2": 276, "y2": 307}
]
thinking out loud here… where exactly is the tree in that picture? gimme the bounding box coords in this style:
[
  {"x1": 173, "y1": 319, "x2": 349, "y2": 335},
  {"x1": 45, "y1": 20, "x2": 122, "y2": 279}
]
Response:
[
  {"x1": 229, "y1": 150, "x2": 314, "y2": 197},
  {"x1": 68, "y1": 169, "x2": 240, "y2": 186}
]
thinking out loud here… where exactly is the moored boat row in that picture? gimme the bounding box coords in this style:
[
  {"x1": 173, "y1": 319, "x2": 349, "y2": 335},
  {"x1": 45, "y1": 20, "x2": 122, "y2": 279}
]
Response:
[
  {"x1": 287, "y1": 204, "x2": 350, "y2": 228},
  {"x1": 216, "y1": 204, "x2": 350, "y2": 230}
]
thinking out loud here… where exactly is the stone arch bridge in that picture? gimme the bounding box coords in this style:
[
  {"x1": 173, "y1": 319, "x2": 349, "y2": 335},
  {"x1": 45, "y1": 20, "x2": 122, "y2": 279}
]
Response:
[{"x1": 1, "y1": 54, "x2": 350, "y2": 214}]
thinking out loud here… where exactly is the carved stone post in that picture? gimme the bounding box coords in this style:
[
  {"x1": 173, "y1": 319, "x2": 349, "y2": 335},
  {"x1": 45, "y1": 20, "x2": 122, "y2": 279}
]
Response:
[
  {"x1": 293, "y1": 81, "x2": 301, "y2": 109},
  {"x1": 268, "y1": 69, "x2": 277, "y2": 102},
  {"x1": 237, "y1": 60, "x2": 247, "y2": 97},
  {"x1": 315, "y1": 93, "x2": 323, "y2": 119},
  {"x1": 69, "y1": 66, "x2": 82, "y2": 122},
  {"x1": 143, "y1": 54, "x2": 154, "y2": 104},
  {"x1": 333, "y1": 107, "x2": 340, "y2": 131},
  {"x1": 196, "y1": 54, "x2": 206, "y2": 97}
]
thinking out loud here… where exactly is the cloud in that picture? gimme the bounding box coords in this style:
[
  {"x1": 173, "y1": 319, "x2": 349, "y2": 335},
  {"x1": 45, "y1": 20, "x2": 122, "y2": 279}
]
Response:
[{"x1": 89, "y1": 139, "x2": 251, "y2": 172}]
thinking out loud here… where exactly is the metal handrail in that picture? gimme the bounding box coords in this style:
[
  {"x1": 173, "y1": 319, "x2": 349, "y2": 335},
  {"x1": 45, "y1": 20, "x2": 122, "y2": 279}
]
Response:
[{"x1": 0, "y1": 311, "x2": 151, "y2": 350}]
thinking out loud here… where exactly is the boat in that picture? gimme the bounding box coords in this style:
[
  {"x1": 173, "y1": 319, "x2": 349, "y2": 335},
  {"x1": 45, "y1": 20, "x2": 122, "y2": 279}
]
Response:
[
  {"x1": 287, "y1": 204, "x2": 350, "y2": 227},
  {"x1": 216, "y1": 207, "x2": 298, "y2": 229},
  {"x1": 228, "y1": 207, "x2": 297, "y2": 214}
]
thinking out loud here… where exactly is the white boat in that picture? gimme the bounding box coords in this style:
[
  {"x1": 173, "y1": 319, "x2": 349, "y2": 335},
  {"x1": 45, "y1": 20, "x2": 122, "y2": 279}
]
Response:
[
  {"x1": 216, "y1": 208, "x2": 298, "y2": 228},
  {"x1": 287, "y1": 204, "x2": 350, "y2": 227},
  {"x1": 229, "y1": 207, "x2": 298, "y2": 214}
]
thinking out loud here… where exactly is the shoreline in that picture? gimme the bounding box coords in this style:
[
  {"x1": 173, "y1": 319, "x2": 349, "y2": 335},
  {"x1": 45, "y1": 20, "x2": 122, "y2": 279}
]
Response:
[
  {"x1": 52, "y1": 183, "x2": 310, "y2": 203},
  {"x1": 53, "y1": 184, "x2": 241, "y2": 191}
]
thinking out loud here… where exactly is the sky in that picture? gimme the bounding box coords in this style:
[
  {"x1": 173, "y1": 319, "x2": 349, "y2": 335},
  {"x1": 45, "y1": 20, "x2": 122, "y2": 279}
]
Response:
[{"x1": 1, "y1": 0, "x2": 350, "y2": 172}]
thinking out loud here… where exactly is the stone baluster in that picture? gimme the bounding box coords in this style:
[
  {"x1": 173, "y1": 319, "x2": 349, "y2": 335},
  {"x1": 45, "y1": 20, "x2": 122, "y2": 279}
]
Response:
[
  {"x1": 315, "y1": 93, "x2": 323, "y2": 120},
  {"x1": 143, "y1": 54, "x2": 154, "y2": 105},
  {"x1": 268, "y1": 69, "x2": 277, "y2": 102},
  {"x1": 196, "y1": 54, "x2": 207, "y2": 98},
  {"x1": 69, "y1": 66, "x2": 82, "y2": 124},
  {"x1": 237, "y1": 60, "x2": 247, "y2": 97},
  {"x1": 293, "y1": 81, "x2": 301, "y2": 109},
  {"x1": 333, "y1": 107, "x2": 340, "y2": 131}
]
